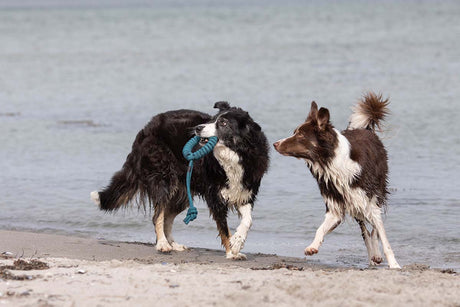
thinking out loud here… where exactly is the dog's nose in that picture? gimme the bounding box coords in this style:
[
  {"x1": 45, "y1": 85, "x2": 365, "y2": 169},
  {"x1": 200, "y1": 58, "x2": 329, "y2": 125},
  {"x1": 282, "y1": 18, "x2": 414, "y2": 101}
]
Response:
[
  {"x1": 273, "y1": 141, "x2": 280, "y2": 149},
  {"x1": 195, "y1": 125, "x2": 204, "y2": 134}
]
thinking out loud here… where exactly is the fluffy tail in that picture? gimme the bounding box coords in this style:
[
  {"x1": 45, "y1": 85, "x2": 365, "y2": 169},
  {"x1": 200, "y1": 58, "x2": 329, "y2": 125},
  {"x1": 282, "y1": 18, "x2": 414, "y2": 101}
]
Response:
[
  {"x1": 91, "y1": 156, "x2": 140, "y2": 211},
  {"x1": 348, "y1": 92, "x2": 390, "y2": 132}
]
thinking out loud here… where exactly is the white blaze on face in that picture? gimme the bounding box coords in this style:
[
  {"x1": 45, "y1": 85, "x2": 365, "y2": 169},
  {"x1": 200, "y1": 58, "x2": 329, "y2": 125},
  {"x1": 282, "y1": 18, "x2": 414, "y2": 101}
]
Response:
[
  {"x1": 199, "y1": 112, "x2": 231, "y2": 138},
  {"x1": 199, "y1": 121, "x2": 217, "y2": 137},
  {"x1": 199, "y1": 112, "x2": 229, "y2": 138},
  {"x1": 273, "y1": 136, "x2": 291, "y2": 154},
  {"x1": 275, "y1": 137, "x2": 288, "y2": 146}
]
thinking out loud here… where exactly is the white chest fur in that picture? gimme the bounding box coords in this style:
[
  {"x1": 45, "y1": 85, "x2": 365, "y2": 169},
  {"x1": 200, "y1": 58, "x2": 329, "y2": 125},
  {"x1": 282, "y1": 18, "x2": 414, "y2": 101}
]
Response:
[
  {"x1": 306, "y1": 129, "x2": 375, "y2": 218},
  {"x1": 213, "y1": 143, "x2": 252, "y2": 207}
]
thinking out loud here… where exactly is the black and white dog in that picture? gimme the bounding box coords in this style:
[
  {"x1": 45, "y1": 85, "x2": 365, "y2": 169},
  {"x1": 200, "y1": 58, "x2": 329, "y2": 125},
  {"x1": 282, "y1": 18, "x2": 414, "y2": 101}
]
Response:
[
  {"x1": 91, "y1": 102, "x2": 269, "y2": 259},
  {"x1": 273, "y1": 92, "x2": 400, "y2": 268}
]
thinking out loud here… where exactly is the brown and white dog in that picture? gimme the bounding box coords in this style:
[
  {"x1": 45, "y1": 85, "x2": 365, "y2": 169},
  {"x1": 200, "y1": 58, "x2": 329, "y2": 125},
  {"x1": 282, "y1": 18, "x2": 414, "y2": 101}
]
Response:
[{"x1": 273, "y1": 92, "x2": 400, "y2": 268}]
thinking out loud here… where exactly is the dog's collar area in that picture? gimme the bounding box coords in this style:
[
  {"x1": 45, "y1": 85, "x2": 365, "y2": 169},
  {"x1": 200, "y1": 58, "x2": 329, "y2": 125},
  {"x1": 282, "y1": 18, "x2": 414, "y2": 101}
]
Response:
[{"x1": 183, "y1": 136, "x2": 218, "y2": 161}]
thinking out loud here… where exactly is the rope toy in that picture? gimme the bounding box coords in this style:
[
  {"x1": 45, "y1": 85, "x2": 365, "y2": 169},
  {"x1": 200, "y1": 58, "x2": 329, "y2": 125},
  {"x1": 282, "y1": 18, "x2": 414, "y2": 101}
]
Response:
[{"x1": 182, "y1": 135, "x2": 218, "y2": 224}]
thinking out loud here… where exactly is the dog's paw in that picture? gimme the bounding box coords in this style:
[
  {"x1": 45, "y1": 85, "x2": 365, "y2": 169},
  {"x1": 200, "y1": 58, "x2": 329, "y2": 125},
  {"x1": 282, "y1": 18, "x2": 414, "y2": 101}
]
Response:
[
  {"x1": 226, "y1": 252, "x2": 247, "y2": 261},
  {"x1": 304, "y1": 246, "x2": 318, "y2": 256},
  {"x1": 156, "y1": 239, "x2": 172, "y2": 253},
  {"x1": 229, "y1": 233, "x2": 245, "y2": 255},
  {"x1": 388, "y1": 262, "x2": 401, "y2": 269},
  {"x1": 170, "y1": 242, "x2": 188, "y2": 252},
  {"x1": 371, "y1": 255, "x2": 383, "y2": 265},
  {"x1": 386, "y1": 255, "x2": 401, "y2": 269}
]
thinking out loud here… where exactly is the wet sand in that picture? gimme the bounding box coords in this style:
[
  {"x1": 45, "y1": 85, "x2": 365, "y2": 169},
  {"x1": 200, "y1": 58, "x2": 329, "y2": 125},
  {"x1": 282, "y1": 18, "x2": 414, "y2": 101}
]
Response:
[{"x1": 0, "y1": 230, "x2": 459, "y2": 306}]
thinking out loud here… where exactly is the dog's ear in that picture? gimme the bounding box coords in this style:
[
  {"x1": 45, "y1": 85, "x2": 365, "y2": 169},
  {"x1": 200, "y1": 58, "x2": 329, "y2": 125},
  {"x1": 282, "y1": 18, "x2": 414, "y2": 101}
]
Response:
[
  {"x1": 317, "y1": 107, "x2": 330, "y2": 130},
  {"x1": 247, "y1": 120, "x2": 261, "y2": 132},
  {"x1": 239, "y1": 112, "x2": 261, "y2": 132},
  {"x1": 307, "y1": 101, "x2": 318, "y2": 121},
  {"x1": 214, "y1": 101, "x2": 230, "y2": 111}
]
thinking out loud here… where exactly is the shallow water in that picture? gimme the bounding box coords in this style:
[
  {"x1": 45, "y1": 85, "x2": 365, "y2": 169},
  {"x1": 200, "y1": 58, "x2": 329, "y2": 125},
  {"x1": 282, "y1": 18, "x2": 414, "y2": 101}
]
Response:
[{"x1": 0, "y1": 0, "x2": 459, "y2": 270}]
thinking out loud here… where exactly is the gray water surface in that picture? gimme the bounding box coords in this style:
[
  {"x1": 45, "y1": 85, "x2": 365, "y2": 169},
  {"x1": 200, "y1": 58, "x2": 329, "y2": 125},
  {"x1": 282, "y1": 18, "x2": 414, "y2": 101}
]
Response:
[{"x1": 0, "y1": 0, "x2": 459, "y2": 270}]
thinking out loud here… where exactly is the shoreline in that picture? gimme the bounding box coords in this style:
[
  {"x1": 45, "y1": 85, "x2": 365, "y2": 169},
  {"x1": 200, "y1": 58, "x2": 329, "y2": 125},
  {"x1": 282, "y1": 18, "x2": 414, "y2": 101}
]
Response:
[
  {"x1": 0, "y1": 229, "x2": 328, "y2": 270},
  {"x1": 1, "y1": 230, "x2": 459, "y2": 306}
]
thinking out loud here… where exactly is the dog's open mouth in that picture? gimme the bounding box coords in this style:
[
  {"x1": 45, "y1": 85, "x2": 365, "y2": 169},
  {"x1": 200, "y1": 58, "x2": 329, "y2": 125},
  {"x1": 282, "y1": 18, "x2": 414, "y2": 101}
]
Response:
[{"x1": 199, "y1": 137, "x2": 210, "y2": 146}]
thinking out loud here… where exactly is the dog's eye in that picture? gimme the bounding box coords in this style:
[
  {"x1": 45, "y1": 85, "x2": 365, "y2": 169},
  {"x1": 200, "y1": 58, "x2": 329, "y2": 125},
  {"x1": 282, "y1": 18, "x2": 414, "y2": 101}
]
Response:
[{"x1": 219, "y1": 119, "x2": 228, "y2": 127}]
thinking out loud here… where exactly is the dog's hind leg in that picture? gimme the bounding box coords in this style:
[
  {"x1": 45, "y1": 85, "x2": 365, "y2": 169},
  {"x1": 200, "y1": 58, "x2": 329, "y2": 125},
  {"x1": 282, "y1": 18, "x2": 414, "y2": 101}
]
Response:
[
  {"x1": 230, "y1": 203, "x2": 252, "y2": 257},
  {"x1": 164, "y1": 203, "x2": 188, "y2": 252},
  {"x1": 370, "y1": 228, "x2": 383, "y2": 264},
  {"x1": 368, "y1": 211, "x2": 400, "y2": 269},
  {"x1": 357, "y1": 219, "x2": 382, "y2": 266},
  {"x1": 305, "y1": 211, "x2": 342, "y2": 256},
  {"x1": 153, "y1": 206, "x2": 172, "y2": 252}
]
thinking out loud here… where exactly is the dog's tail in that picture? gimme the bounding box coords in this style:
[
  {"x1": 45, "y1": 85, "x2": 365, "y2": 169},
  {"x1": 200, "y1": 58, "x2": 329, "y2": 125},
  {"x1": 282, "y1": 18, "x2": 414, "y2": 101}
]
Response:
[
  {"x1": 91, "y1": 153, "x2": 140, "y2": 211},
  {"x1": 348, "y1": 92, "x2": 389, "y2": 132}
]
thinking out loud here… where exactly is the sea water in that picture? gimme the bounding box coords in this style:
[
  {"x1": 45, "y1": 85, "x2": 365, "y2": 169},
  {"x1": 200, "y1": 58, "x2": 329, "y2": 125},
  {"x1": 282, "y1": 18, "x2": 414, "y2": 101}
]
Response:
[{"x1": 0, "y1": 0, "x2": 459, "y2": 270}]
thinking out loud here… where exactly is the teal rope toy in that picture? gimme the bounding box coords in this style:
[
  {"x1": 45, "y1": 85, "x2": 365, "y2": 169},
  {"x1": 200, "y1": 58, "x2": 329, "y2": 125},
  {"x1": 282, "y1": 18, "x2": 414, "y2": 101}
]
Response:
[{"x1": 182, "y1": 135, "x2": 218, "y2": 224}]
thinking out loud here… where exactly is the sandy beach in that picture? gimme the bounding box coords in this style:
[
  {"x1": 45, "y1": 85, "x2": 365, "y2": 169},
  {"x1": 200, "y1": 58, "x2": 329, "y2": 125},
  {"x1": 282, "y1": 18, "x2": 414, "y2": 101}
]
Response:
[{"x1": 0, "y1": 230, "x2": 458, "y2": 306}]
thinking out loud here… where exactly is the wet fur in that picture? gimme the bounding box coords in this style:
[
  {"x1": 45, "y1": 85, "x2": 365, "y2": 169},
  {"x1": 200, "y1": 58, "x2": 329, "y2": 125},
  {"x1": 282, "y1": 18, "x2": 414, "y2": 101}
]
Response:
[
  {"x1": 92, "y1": 102, "x2": 269, "y2": 258},
  {"x1": 273, "y1": 92, "x2": 400, "y2": 268}
]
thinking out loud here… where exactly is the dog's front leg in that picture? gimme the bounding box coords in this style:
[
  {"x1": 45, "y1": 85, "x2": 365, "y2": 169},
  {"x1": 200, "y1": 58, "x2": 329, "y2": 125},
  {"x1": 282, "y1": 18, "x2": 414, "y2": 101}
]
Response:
[
  {"x1": 229, "y1": 203, "x2": 252, "y2": 260},
  {"x1": 209, "y1": 203, "x2": 242, "y2": 260},
  {"x1": 305, "y1": 211, "x2": 342, "y2": 256}
]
